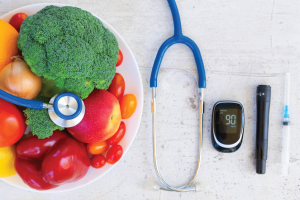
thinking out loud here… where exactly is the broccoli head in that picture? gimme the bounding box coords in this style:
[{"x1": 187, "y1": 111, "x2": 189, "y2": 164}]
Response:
[
  {"x1": 18, "y1": 5, "x2": 119, "y2": 99},
  {"x1": 24, "y1": 96, "x2": 64, "y2": 139}
]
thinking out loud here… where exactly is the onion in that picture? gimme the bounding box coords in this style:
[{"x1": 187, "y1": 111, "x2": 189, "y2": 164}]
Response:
[{"x1": 0, "y1": 57, "x2": 42, "y2": 100}]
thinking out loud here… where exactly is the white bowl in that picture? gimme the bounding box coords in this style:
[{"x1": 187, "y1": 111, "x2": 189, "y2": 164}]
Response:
[{"x1": 0, "y1": 3, "x2": 143, "y2": 193}]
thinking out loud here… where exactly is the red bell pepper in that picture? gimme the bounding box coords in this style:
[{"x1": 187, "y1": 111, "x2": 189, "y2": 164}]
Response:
[{"x1": 15, "y1": 130, "x2": 90, "y2": 190}]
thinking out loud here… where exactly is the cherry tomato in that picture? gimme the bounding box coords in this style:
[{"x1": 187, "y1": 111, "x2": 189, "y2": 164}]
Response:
[
  {"x1": 116, "y1": 49, "x2": 123, "y2": 67},
  {"x1": 108, "y1": 73, "x2": 125, "y2": 99},
  {"x1": 119, "y1": 94, "x2": 137, "y2": 119},
  {"x1": 107, "y1": 121, "x2": 126, "y2": 145},
  {"x1": 0, "y1": 99, "x2": 26, "y2": 147},
  {"x1": 91, "y1": 155, "x2": 106, "y2": 169},
  {"x1": 106, "y1": 145, "x2": 123, "y2": 164},
  {"x1": 9, "y1": 13, "x2": 28, "y2": 32},
  {"x1": 87, "y1": 141, "x2": 109, "y2": 155}
]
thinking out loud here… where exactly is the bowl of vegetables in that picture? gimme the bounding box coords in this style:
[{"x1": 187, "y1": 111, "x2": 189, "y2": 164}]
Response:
[{"x1": 0, "y1": 3, "x2": 143, "y2": 192}]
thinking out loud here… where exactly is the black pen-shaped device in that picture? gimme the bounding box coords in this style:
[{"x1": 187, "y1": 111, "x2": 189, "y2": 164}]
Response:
[{"x1": 256, "y1": 85, "x2": 271, "y2": 174}]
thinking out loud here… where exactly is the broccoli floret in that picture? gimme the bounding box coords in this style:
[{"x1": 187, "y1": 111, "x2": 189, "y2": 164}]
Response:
[
  {"x1": 18, "y1": 5, "x2": 118, "y2": 99},
  {"x1": 24, "y1": 96, "x2": 64, "y2": 139}
]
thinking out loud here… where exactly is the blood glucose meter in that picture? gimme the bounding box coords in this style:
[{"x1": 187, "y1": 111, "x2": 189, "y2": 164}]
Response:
[{"x1": 211, "y1": 101, "x2": 245, "y2": 153}]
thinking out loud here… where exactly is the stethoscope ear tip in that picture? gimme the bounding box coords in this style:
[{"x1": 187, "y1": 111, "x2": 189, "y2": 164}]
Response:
[
  {"x1": 195, "y1": 183, "x2": 211, "y2": 192},
  {"x1": 195, "y1": 185, "x2": 201, "y2": 192},
  {"x1": 143, "y1": 181, "x2": 210, "y2": 192},
  {"x1": 144, "y1": 181, "x2": 160, "y2": 191},
  {"x1": 195, "y1": 184, "x2": 204, "y2": 192}
]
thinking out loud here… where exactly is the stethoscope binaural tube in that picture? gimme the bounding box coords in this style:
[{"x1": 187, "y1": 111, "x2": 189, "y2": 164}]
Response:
[
  {"x1": 150, "y1": 0, "x2": 206, "y2": 89},
  {"x1": 0, "y1": 89, "x2": 85, "y2": 128},
  {"x1": 150, "y1": 0, "x2": 206, "y2": 192}
]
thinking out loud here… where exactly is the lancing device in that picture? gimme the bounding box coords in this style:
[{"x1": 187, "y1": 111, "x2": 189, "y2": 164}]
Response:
[
  {"x1": 256, "y1": 85, "x2": 271, "y2": 174},
  {"x1": 281, "y1": 73, "x2": 290, "y2": 175}
]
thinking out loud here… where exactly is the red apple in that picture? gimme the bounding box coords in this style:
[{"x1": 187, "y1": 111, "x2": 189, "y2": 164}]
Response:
[{"x1": 67, "y1": 90, "x2": 121, "y2": 143}]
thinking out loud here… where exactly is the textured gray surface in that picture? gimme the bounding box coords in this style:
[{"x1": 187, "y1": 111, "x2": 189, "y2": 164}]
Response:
[{"x1": 1, "y1": 0, "x2": 300, "y2": 199}]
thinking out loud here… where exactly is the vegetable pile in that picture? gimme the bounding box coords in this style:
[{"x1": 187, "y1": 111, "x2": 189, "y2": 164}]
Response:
[
  {"x1": 18, "y1": 5, "x2": 119, "y2": 99},
  {"x1": 17, "y1": 5, "x2": 119, "y2": 138},
  {"x1": 0, "y1": 6, "x2": 138, "y2": 191}
]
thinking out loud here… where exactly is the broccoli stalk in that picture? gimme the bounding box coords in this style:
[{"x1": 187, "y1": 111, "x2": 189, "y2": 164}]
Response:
[{"x1": 24, "y1": 96, "x2": 64, "y2": 139}]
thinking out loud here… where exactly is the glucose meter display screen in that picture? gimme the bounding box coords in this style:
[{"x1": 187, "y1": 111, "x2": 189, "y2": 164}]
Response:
[
  {"x1": 213, "y1": 102, "x2": 244, "y2": 147},
  {"x1": 219, "y1": 109, "x2": 238, "y2": 134}
]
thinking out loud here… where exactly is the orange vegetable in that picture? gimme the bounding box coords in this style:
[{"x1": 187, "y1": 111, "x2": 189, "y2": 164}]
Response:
[
  {"x1": 87, "y1": 141, "x2": 109, "y2": 155},
  {"x1": 0, "y1": 19, "x2": 19, "y2": 72},
  {"x1": 119, "y1": 94, "x2": 137, "y2": 119}
]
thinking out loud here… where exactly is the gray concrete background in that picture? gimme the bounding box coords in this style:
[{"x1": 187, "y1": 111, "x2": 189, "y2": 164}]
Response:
[{"x1": 1, "y1": 0, "x2": 300, "y2": 199}]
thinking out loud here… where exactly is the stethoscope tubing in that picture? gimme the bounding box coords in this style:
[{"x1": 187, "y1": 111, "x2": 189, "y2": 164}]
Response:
[
  {"x1": 150, "y1": 0, "x2": 206, "y2": 192},
  {"x1": 0, "y1": 89, "x2": 43, "y2": 109}
]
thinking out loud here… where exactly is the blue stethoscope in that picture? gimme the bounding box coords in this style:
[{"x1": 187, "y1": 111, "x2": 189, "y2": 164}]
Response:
[
  {"x1": 150, "y1": 0, "x2": 206, "y2": 192},
  {"x1": 0, "y1": 90, "x2": 85, "y2": 128}
]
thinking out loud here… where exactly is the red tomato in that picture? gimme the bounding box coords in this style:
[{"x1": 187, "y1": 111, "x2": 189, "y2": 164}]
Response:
[
  {"x1": 108, "y1": 73, "x2": 125, "y2": 99},
  {"x1": 87, "y1": 141, "x2": 109, "y2": 155},
  {"x1": 116, "y1": 49, "x2": 123, "y2": 67},
  {"x1": 0, "y1": 99, "x2": 26, "y2": 147},
  {"x1": 9, "y1": 13, "x2": 28, "y2": 32},
  {"x1": 107, "y1": 121, "x2": 126, "y2": 145},
  {"x1": 106, "y1": 145, "x2": 123, "y2": 164},
  {"x1": 119, "y1": 94, "x2": 137, "y2": 119},
  {"x1": 91, "y1": 155, "x2": 106, "y2": 169}
]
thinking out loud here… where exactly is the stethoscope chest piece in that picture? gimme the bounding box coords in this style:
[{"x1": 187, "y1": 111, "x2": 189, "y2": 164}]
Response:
[{"x1": 48, "y1": 92, "x2": 85, "y2": 128}]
